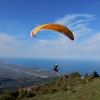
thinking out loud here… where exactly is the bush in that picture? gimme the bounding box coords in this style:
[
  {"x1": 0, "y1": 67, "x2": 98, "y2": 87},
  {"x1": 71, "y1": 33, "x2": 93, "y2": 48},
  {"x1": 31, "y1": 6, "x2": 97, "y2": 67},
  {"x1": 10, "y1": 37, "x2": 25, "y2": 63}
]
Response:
[
  {"x1": 84, "y1": 72, "x2": 89, "y2": 77},
  {"x1": 91, "y1": 71, "x2": 99, "y2": 78},
  {"x1": 63, "y1": 74, "x2": 69, "y2": 78},
  {"x1": 26, "y1": 91, "x2": 35, "y2": 97},
  {"x1": 68, "y1": 72, "x2": 81, "y2": 77},
  {"x1": 0, "y1": 90, "x2": 19, "y2": 100},
  {"x1": 48, "y1": 88, "x2": 58, "y2": 94},
  {"x1": 18, "y1": 90, "x2": 27, "y2": 98}
]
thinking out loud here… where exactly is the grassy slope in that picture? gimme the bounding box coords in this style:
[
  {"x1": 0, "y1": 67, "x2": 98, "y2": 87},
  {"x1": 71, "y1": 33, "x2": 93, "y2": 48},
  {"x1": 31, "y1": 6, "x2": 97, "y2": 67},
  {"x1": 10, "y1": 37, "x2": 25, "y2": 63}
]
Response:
[
  {"x1": 1, "y1": 74, "x2": 100, "y2": 100},
  {"x1": 23, "y1": 78, "x2": 100, "y2": 100}
]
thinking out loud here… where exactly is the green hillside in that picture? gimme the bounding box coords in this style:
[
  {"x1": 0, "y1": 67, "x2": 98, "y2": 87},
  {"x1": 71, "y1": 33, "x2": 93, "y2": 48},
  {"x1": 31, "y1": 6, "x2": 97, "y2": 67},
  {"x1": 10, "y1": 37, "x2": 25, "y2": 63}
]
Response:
[{"x1": 0, "y1": 71, "x2": 100, "y2": 100}]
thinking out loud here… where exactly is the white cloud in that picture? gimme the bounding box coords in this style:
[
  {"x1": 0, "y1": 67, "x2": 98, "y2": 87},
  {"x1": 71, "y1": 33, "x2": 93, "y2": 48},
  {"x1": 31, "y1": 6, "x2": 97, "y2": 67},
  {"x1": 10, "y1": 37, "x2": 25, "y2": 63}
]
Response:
[
  {"x1": 0, "y1": 33, "x2": 29, "y2": 57},
  {"x1": 83, "y1": 32, "x2": 100, "y2": 45},
  {"x1": 0, "y1": 14, "x2": 100, "y2": 59},
  {"x1": 55, "y1": 14, "x2": 95, "y2": 25},
  {"x1": 0, "y1": 33, "x2": 26, "y2": 46}
]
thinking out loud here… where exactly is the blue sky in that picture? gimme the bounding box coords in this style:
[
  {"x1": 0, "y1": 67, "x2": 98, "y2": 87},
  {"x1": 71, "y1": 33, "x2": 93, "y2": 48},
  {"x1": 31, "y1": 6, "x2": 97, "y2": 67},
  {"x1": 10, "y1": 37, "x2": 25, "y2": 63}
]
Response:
[{"x1": 0, "y1": 0, "x2": 100, "y2": 59}]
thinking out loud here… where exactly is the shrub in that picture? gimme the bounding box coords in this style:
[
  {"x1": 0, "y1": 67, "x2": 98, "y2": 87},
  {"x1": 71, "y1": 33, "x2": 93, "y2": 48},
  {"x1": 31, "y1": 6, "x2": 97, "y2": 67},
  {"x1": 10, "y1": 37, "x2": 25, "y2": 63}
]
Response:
[
  {"x1": 84, "y1": 72, "x2": 89, "y2": 77},
  {"x1": 26, "y1": 91, "x2": 35, "y2": 97},
  {"x1": 18, "y1": 90, "x2": 27, "y2": 98},
  {"x1": 68, "y1": 72, "x2": 81, "y2": 77},
  {"x1": 0, "y1": 90, "x2": 19, "y2": 100},
  {"x1": 91, "y1": 71, "x2": 99, "y2": 78}
]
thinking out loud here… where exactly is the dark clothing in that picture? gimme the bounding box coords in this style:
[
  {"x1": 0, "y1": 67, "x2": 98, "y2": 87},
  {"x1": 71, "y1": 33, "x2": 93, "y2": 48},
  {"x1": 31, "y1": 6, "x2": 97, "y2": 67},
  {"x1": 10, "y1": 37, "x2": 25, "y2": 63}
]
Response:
[{"x1": 54, "y1": 64, "x2": 59, "y2": 72}]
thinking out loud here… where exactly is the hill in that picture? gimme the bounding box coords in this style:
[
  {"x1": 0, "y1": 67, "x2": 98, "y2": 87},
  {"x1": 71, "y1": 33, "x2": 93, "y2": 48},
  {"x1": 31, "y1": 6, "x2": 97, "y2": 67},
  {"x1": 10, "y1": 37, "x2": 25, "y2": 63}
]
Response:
[{"x1": 0, "y1": 71, "x2": 100, "y2": 100}]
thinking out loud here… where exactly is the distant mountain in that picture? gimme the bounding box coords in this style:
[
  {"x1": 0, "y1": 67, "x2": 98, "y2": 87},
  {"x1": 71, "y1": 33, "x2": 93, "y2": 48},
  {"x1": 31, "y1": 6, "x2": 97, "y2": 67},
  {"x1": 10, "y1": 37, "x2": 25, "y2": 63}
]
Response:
[{"x1": 0, "y1": 61, "x2": 62, "y2": 94}]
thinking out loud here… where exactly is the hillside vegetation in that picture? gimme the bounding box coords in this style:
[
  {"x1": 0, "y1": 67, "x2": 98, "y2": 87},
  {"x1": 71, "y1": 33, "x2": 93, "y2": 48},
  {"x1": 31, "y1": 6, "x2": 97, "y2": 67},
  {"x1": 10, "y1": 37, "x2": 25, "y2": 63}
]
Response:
[{"x1": 0, "y1": 71, "x2": 100, "y2": 100}]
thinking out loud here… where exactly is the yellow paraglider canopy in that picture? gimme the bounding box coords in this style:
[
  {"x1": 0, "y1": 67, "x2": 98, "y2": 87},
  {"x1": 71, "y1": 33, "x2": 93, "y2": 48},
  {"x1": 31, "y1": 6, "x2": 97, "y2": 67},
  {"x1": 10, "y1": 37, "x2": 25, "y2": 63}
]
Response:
[{"x1": 30, "y1": 23, "x2": 74, "y2": 40}]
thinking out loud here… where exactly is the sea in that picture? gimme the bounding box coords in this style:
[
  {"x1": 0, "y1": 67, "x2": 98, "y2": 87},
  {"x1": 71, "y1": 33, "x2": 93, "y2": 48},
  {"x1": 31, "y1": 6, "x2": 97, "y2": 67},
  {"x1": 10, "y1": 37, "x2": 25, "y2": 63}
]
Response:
[{"x1": 0, "y1": 57, "x2": 100, "y2": 75}]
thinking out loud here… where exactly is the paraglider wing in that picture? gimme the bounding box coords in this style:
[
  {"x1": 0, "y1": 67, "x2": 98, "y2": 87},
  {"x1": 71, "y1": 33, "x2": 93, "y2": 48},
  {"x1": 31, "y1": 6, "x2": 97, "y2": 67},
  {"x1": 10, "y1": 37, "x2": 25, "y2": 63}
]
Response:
[{"x1": 30, "y1": 23, "x2": 74, "y2": 40}]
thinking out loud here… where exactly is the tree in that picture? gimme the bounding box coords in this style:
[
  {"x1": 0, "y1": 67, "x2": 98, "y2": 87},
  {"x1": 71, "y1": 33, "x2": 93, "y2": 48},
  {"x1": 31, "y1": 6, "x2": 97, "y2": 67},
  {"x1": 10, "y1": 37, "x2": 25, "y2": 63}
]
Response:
[
  {"x1": 84, "y1": 72, "x2": 89, "y2": 77},
  {"x1": 91, "y1": 71, "x2": 99, "y2": 78}
]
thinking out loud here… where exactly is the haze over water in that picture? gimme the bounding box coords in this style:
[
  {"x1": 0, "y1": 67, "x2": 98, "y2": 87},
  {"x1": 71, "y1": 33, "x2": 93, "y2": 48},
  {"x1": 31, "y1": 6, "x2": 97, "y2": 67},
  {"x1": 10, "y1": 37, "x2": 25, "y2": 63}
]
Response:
[{"x1": 0, "y1": 57, "x2": 100, "y2": 75}]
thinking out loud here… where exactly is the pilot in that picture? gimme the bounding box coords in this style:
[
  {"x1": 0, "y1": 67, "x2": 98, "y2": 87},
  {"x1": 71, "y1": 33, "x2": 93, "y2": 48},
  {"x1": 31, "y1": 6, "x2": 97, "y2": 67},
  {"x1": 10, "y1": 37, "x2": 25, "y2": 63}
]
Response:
[{"x1": 53, "y1": 64, "x2": 59, "y2": 72}]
